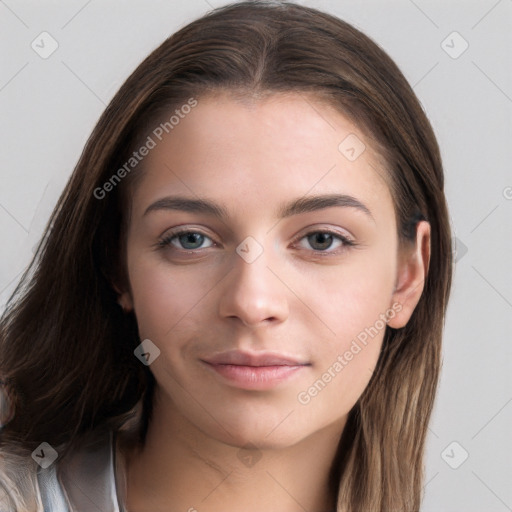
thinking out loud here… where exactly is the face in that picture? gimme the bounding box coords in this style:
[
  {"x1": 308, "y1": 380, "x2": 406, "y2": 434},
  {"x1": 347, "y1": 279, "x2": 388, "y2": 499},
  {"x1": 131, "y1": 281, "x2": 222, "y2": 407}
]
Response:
[{"x1": 119, "y1": 91, "x2": 419, "y2": 449}]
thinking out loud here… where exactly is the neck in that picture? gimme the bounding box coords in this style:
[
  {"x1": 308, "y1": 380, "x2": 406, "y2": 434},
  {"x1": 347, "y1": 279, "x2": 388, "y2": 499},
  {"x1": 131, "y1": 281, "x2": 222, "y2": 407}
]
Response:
[{"x1": 121, "y1": 390, "x2": 345, "y2": 512}]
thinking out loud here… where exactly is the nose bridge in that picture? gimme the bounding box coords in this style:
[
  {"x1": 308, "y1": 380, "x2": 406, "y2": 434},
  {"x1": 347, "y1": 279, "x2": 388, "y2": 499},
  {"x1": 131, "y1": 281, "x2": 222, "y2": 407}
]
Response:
[{"x1": 218, "y1": 234, "x2": 289, "y2": 326}]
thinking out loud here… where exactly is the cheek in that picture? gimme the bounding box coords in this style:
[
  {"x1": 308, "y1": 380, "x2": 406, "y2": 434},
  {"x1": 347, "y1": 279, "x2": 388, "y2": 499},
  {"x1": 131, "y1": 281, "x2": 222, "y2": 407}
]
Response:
[
  {"x1": 295, "y1": 251, "x2": 395, "y2": 412},
  {"x1": 126, "y1": 254, "x2": 211, "y2": 342},
  {"x1": 297, "y1": 290, "x2": 389, "y2": 420},
  {"x1": 304, "y1": 246, "x2": 396, "y2": 343}
]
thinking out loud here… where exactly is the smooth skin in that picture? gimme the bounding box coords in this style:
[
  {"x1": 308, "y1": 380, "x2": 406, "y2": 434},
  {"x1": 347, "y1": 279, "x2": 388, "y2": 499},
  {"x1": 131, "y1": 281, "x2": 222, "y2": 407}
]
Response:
[{"x1": 116, "y1": 91, "x2": 430, "y2": 512}]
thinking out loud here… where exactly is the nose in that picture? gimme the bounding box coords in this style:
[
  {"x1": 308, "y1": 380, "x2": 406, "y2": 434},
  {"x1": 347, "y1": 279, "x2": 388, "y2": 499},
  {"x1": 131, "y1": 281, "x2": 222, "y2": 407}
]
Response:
[{"x1": 217, "y1": 241, "x2": 289, "y2": 328}]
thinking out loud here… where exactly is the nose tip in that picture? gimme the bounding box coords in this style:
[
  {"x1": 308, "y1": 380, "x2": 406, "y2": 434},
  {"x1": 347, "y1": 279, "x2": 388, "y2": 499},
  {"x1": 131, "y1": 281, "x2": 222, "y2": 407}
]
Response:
[{"x1": 230, "y1": 312, "x2": 279, "y2": 329}]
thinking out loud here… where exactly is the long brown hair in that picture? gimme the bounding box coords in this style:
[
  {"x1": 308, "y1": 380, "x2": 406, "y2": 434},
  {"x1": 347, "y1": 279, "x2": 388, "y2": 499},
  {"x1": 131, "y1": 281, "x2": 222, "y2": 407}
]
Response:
[{"x1": 0, "y1": 1, "x2": 452, "y2": 510}]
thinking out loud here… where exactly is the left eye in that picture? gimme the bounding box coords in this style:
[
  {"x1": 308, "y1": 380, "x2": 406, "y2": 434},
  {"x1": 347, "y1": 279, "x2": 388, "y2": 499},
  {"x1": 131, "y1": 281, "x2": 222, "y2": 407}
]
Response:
[
  {"x1": 157, "y1": 229, "x2": 354, "y2": 253},
  {"x1": 294, "y1": 230, "x2": 354, "y2": 252},
  {"x1": 158, "y1": 230, "x2": 214, "y2": 251}
]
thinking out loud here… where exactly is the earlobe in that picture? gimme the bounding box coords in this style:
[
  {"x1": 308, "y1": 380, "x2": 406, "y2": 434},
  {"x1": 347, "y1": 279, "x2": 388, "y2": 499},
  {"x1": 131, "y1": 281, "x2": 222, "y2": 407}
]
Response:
[
  {"x1": 387, "y1": 220, "x2": 431, "y2": 329},
  {"x1": 118, "y1": 292, "x2": 134, "y2": 312},
  {"x1": 113, "y1": 284, "x2": 134, "y2": 313}
]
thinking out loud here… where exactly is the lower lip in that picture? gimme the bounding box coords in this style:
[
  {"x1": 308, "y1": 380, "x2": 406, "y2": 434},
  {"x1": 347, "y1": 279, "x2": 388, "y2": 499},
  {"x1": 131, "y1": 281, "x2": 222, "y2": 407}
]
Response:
[{"x1": 203, "y1": 362, "x2": 306, "y2": 390}]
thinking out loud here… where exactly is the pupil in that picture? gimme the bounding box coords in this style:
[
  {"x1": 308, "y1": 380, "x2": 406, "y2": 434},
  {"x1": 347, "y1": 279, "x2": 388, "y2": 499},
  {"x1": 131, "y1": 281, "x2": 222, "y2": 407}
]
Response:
[
  {"x1": 310, "y1": 233, "x2": 332, "y2": 250},
  {"x1": 181, "y1": 233, "x2": 202, "y2": 249}
]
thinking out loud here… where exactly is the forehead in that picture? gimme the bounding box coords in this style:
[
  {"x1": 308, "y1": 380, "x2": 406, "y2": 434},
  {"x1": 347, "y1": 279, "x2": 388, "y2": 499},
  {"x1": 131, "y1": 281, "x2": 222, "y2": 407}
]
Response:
[{"x1": 130, "y1": 91, "x2": 393, "y2": 221}]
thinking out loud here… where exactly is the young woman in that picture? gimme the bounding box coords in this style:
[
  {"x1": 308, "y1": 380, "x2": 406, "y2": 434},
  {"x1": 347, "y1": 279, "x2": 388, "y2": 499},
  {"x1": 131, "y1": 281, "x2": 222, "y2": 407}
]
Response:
[{"x1": 0, "y1": 1, "x2": 453, "y2": 511}]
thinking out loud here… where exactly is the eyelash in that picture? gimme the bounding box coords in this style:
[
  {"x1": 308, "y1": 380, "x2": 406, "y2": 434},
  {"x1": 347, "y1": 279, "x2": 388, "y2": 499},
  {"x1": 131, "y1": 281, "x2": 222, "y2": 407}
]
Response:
[{"x1": 156, "y1": 227, "x2": 356, "y2": 256}]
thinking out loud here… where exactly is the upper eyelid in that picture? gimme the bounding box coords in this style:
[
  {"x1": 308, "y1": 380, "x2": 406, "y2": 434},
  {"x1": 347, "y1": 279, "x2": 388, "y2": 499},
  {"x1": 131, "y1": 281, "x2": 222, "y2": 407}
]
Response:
[
  {"x1": 292, "y1": 225, "x2": 354, "y2": 242},
  {"x1": 162, "y1": 223, "x2": 354, "y2": 239},
  {"x1": 161, "y1": 227, "x2": 354, "y2": 249}
]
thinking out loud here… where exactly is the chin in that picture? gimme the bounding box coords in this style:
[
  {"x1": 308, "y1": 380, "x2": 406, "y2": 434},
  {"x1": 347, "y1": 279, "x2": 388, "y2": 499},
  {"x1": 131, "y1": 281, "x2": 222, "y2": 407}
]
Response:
[
  {"x1": 218, "y1": 427, "x2": 306, "y2": 451},
  {"x1": 195, "y1": 406, "x2": 314, "y2": 450}
]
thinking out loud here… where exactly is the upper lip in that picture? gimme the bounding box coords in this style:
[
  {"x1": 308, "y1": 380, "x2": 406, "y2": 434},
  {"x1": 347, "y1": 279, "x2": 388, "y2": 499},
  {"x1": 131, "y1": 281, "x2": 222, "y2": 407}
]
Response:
[{"x1": 203, "y1": 350, "x2": 308, "y2": 367}]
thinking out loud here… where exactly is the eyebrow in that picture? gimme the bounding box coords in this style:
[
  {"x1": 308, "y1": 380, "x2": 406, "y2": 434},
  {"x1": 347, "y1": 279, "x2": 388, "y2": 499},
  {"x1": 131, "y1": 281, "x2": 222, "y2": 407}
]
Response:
[{"x1": 143, "y1": 193, "x2": 374, "y2": 221}]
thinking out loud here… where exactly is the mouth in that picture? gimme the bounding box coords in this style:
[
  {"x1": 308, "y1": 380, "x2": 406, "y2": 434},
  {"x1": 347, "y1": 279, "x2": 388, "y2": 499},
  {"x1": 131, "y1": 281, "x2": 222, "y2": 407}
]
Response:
[{"x1": 201, "y1": 350, "x2": 311, "y2": 390}]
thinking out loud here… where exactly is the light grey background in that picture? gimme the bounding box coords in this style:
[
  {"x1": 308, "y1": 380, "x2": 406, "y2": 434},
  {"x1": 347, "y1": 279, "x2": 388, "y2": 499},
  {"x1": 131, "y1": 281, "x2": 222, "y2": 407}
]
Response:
[{"x1": 1, "y1": 1, "x2": 511, "y2": 510}]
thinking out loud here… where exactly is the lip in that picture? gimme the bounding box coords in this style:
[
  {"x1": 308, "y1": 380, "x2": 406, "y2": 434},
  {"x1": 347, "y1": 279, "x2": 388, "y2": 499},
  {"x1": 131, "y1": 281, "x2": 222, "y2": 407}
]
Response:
[{"x1": 201, "y1": 350, "x2": 310, "y2": 390}]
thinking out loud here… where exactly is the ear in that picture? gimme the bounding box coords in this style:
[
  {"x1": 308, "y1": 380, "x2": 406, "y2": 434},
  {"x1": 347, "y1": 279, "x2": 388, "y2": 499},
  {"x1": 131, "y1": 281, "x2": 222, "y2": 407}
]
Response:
[
  {"x1": 113, "y1": 284, "x2": 134, "y2": 313},
  {"x1": 387, "y1": 220, "x2": 430, "y2": 329}
]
